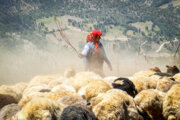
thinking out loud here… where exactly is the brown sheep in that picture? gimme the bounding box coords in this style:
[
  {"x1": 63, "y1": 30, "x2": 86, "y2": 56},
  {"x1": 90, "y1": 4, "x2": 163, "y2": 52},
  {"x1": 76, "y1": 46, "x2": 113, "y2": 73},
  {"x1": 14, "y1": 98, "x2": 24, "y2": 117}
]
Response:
[
  {"x1": 166, "y1": 65, "x2": 180, "y2": 76},
  {"x1": 149, "y1": 66, "x2": 161, "y2": 72}
]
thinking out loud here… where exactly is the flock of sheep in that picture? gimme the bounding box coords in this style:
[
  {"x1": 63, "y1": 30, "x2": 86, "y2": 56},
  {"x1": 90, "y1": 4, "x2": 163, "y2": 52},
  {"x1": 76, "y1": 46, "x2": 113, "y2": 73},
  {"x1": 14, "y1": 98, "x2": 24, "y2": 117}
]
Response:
[{"x1": 0, "y1": 65, "x2": 180, "y2": 120}]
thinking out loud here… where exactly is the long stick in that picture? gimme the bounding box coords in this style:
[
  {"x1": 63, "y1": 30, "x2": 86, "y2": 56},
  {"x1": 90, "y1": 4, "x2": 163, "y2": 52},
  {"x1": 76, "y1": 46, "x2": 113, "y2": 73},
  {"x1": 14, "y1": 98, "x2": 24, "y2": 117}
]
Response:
[
  {"x1": 54, "y1": 17, "x2": 79, "y2": 55},
  {"x1": 173, "y1": 41, "x2": 180, "y2": 59}
]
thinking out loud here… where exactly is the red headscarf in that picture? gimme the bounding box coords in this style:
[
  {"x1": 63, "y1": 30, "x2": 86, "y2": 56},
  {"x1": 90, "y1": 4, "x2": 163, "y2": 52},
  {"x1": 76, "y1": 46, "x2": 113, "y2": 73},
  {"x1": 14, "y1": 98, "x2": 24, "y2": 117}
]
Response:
[{"x1": 86, "y1": 30, "x2": 102, "y2": 54}]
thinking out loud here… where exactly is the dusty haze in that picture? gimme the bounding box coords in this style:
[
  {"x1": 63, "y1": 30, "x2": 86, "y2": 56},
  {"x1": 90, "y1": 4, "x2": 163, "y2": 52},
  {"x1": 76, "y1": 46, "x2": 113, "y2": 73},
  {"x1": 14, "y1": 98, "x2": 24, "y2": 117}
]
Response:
[{"x1": 0, "y1": 37, "x2": 178, "y2": 85}]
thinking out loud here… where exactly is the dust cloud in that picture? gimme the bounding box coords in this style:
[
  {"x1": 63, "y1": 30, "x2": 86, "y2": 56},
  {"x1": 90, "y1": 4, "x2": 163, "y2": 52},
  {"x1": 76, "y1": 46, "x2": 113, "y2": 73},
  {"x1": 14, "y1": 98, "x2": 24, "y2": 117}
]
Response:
[{"x1": 0, "y1": 37, "x2": 178, "y2": 85}]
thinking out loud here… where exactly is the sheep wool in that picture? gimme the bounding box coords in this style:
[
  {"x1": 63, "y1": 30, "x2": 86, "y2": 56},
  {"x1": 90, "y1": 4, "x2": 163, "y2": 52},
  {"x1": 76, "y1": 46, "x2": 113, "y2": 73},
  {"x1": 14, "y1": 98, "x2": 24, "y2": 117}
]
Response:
[
  {"x1": 103, "y1": 76, "x2": 118, "y2": 87},
  {"x1": 28, "y1": 74, "x2": 61, "y2": 87},
  {"x1": 58, "y1": 94, "x2": 87, "y2": 107},
  {"x1": 18, "y1": 92, "x2": 49, "y2": 107},
  {"x1": 0, "y1": 85, "x2": 22, "y2": 106},
  {"x1": 59, "y1": 104, "x2": 96, "y2": 120},
  {"x1": 63, "y1": 68, "x2": 76, "y2": 78},
  {"x1": 0, "y1": 103, "x2": 21, "y2": 120},
  {"x1": 132, "y1": 70, "x2": 155, "y2": 77},
  {"x1": 163, "y1": 84, "x2": 180, "y2": 120},
  {"x1": 173, "y1": 73, "x2": 180, "y2": 82},
  {"x1": 134, "y1": 89, "x2": 165, "y2": 120},
  {"x1": 72, "y1": 71, "x2": 103, "y2": 91},
  {"x1": 16, "y1": 97, "x2": 65, "y2": 120},
  {"x1": 84, "y1": 80, "x2": 112, "y2": 101},
  {"x1": 156, "y1": 77, "x2": 179, "y2": 92},
  {"x1": 129, "y1": 76, "x2": 157, "y2": 93},
  {"x1": 89, "y1": 89, "x2": 141, "y2": 120},
  {"x1": 47, "y1": 84, "x2": 76, "y2": 101}
]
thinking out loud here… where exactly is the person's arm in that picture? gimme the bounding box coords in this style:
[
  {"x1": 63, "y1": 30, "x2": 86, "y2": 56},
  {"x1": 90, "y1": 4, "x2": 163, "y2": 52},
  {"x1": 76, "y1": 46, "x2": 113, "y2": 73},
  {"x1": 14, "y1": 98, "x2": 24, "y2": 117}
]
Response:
[
  {"x1": 102, "y1": 45, "x2": 112, "y2": 71},
  {"x1": 104, "y1": 56, "x2": 112, "y2": 71}
]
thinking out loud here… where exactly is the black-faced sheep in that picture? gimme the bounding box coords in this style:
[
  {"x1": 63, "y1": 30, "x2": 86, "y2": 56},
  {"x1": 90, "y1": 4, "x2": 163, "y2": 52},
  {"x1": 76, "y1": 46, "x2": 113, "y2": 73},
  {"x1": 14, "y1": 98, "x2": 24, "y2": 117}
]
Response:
[
  {"x1": 59, "y1": 104, "x2": 96, "y2": 120},
  {"x1": 163, "y1": 84, "x2": 180, "y2": 120},
  {"x1": 134, "y1": 89, "x2": 165, "y2": 120},
  {"x1": 112, "y1": 77, "x2": 138, "y2": 97}
]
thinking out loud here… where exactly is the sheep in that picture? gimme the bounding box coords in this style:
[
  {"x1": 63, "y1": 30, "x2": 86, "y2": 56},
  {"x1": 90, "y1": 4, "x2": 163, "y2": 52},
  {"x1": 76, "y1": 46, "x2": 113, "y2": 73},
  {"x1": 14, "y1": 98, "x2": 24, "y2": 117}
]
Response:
[
  {"x1": 23, "y1": 84, "x2": 50, "y2": 96},
  {"x1": 163, "y1": 84, "x2": 180, "y2": 120},
  {"x1": 0, "y1": 85, "x2": 22, "y2": 109},
  {"x1": 18, "y1": 92, "x2": 49, "y2": 107},
  {"x1": 47, "y1": 84, "x2": 77, "y2": 101},
  {"x1": 132, "y1": 70, "x2": 156, "y2": 77},
  {"x1": 166, "y1": 65, "x2": 180, "y2": 76},
  {"x1": 11, "y1": 82, "x2": 27, "y2": 95},
  {"x1": 63, "y1": 68, "x2": 76, "y2": 78},
  {"x1": 112, "y1": 77, "x2": 138, "y2": 97},
  {"x1": 149, "y1": 67, "x2": 161, "y2": 72},
  {"x1": 59, "y1": 104, "x2": 96, "y2": 120},
  {"x1": 0, "y1": 103, "x2": 21, "y2": 120},
  {"x1": 156, "y1": 77, "x2": 180, "y2": 92},
  {"x1": 103, "y1": 76, "x2": 118, "y2": 87},
  {"x1": 129, "y1": 76, "x2": 157, "y2": 93},
  {"x1": 16, "y1": 97, "x2": 65, "y2": 120},
  {"x1": 58, "y1": 94, "x2": 87, "y2": 107},
  {"x1": 84, "y1": 80, "x2": 111, "y2": 101},
  {"x1": 173, "y1": 73, "x2": 180, "y2": 82},
  {"x1": 48, "y1": 79, "x2": 63, "y2": 89},
  {"x1": 89, "y1": 89, "x2": 141, "y2": 120},
  {"x1": 134, "y1": 89, "x2": 166, "y2": 120},
  {"x1": 27, "y1": 74, "x2": 61, "y2": 88},
  {"x1": 72, "y1": 71, "x2": 103, "y2": 91}
]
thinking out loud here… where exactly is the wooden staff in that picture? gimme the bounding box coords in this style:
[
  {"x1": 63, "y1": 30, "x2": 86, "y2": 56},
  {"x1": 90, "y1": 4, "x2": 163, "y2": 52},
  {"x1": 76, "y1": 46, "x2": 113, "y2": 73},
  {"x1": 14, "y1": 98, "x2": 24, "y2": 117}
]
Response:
[
  {"x1": 54, "y1": 17, "x2": 79, "y2": 55},
  {"x1": 174, "y1": 41, "x2": 180, "y2": 59}
]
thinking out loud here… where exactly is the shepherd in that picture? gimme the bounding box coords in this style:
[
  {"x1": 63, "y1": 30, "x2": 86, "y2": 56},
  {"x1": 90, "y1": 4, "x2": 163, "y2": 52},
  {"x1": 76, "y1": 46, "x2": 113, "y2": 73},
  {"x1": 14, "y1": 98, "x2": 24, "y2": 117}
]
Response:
[{"x1": 78, "y1": 29, "x2": 112, "y2": 76}]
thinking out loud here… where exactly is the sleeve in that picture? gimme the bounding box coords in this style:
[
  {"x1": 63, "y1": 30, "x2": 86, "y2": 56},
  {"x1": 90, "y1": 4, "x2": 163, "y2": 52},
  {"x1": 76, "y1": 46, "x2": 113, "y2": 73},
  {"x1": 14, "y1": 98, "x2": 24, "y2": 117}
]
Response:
[{"x1": 81, "y1": 43, "x2": 90, "y2": 56}]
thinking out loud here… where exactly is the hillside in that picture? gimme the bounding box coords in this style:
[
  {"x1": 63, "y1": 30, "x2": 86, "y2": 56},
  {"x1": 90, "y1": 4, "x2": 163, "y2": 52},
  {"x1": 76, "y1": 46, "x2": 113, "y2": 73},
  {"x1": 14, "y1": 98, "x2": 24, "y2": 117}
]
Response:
[
  {"x1": 0, "y1": 0, "x2": 180, "y2": 84},
  {"x1": 0, "y1": 0, "x2": 180, "y2": 51}
]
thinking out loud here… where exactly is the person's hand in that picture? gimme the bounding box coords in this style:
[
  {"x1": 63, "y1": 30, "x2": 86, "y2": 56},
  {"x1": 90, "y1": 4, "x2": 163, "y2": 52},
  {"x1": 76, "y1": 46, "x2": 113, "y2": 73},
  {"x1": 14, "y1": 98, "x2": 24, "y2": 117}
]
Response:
[{"x1": 78, "y1": 53, "x2": 83, "y2": 58}]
